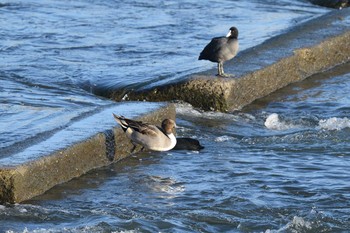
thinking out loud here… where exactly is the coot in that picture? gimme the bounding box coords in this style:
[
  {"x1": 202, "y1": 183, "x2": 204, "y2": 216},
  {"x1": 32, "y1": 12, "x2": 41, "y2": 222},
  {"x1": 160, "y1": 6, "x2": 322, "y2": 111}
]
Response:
[{"x1": 199, "y1": 27, "x2": 239, "y2": 77}]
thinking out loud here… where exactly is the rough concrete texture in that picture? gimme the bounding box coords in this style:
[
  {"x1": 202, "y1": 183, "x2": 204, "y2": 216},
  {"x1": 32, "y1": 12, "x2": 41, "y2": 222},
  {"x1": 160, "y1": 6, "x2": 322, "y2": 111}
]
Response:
[
  {"x1": 121, "y1": 8, "x2": 350, "y2": 112},
  {"x1": 0, "y1": 103, "x2": 175, "y2": 203}
]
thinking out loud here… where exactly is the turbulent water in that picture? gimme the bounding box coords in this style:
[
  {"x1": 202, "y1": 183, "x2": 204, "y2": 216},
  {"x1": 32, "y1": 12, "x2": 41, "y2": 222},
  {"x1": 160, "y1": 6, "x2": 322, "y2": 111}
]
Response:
[
  {"x1": 0, "y1": 0, "x2": 328, "y2": 156},
  {"x1": 2, "y1": 0, "x2": 350, "y2": 232},
  {"x1": 2, "y1": 63, "x2": 350, "y2": 232}
]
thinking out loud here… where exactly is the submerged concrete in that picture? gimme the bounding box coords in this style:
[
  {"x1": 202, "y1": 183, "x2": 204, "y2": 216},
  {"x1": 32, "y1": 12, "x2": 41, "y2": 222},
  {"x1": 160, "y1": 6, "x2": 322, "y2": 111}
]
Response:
[
  {"x1": 0, "y1": 103, "x2": 175, "y2": 203},
  {"x1": 119, "y1": 8, "x2": 350, "y2": 112}
]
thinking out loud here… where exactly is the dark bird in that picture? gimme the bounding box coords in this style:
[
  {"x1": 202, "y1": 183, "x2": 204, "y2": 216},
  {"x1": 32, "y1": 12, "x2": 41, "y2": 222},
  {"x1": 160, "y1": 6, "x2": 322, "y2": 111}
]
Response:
[
  {"x1": 172, "y1": 137, "x2": 204, "y2": 151},
  {"x1": 199, "y1": 26, "x2": 239, "y2": 77}
]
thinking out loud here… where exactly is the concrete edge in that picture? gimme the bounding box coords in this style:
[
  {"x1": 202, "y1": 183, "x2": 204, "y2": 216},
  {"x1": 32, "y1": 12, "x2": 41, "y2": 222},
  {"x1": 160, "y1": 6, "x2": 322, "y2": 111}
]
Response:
[
  {"x1": 227, "y1": 30, "x2": 350, "y2": 110},
  {"x1": 0, "y1": 103, "x2": 176, "y2": 203},
  {"x1": 125, "y1": 30, "x2": 350, "y2": 112},
  {"x1": 120, "y1": 6, "x2": 350, "y2": 112}
]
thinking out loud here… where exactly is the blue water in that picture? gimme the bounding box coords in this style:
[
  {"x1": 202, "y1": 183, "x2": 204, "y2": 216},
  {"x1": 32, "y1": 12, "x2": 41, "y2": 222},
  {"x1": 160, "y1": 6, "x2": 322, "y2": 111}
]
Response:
[
  {"x1": 2, "y1": 64, "x2": 350, "y2": 232},
  {"x1": 0, "y1": 0, "x2": 327, "y2": 154},
  {"x1": 2, "y1": 0, "x2": 349, "y2": 232}
]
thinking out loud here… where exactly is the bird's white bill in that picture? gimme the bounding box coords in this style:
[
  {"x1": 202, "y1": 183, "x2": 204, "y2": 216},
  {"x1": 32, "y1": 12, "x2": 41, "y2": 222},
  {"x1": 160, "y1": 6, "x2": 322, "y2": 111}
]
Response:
[{"x1": 226, "y1": 31, "x2": 231, "y2": 37}]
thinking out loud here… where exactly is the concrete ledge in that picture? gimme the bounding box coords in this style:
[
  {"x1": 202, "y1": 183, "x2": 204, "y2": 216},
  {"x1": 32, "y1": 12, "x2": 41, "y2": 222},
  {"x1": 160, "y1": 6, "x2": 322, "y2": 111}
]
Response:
[
  {"x1": 119, "y1": 8, "x2": 350, "y2": 112},
  {"x1": 0, "y1": 103, "x2": 175, "y2": 203}
]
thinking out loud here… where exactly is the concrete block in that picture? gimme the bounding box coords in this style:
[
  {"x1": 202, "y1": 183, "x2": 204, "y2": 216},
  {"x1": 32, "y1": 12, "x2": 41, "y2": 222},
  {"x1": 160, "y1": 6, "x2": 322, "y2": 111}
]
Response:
[
  {"x1": 0, "y1": 103, "x2": 175, "y2": 203},
  {"x1": 120, "y1": 8, "x2": 350, "y2": 112}
]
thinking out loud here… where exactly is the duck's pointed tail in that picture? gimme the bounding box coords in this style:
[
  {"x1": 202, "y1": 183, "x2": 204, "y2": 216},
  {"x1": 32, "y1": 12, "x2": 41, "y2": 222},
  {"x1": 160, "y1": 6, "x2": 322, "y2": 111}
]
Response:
[{"x1": 113, "y1": 113, "x2": 128, "y2": 132}]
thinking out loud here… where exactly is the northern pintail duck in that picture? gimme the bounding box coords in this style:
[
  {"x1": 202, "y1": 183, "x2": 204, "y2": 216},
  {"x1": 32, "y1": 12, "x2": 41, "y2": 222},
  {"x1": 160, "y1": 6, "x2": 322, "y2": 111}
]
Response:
[
  {"x1": 199, "y1": 26, "x2": 239, "y2": 77},
  {"x1": 113, "y1": 114, "x2": 177, "y2": 152}
]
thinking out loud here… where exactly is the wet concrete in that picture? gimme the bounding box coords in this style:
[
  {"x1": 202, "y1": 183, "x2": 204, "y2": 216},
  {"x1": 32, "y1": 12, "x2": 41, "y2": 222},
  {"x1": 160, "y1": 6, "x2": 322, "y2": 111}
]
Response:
[
  {"x1": 0, "y1": 103, "x2": 176, "y2": 203},
  {"x1": 1, "y1": 6, "x2": 349, "y2": 205},
  {"x1": 120, "y1": 8, "x2": 350, "y2": 112}
]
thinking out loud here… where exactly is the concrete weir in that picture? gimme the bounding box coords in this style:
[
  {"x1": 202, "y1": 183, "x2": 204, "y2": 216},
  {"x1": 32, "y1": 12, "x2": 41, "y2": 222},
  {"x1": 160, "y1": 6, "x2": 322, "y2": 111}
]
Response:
[
  {"x1": 0, "y1": 103, "x2": 175, "y2": 203},
  {"x1": 120, "y1": 8, "x2": 350, "y2": 112}
]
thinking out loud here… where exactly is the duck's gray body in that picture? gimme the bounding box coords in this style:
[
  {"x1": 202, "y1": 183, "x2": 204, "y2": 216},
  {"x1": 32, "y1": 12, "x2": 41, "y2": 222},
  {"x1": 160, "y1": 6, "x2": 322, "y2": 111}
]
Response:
[
  {"x1": 199, "y1": 27, "x2": 239, "y2": 77},
  {"x1": 113, "y1": 114, "x2": 177, "y2": 152}
]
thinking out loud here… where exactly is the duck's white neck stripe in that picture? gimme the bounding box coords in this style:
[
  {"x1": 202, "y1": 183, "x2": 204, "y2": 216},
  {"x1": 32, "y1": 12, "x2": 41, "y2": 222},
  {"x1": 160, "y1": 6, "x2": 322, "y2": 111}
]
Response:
[
  {"x1": 150, "y1": 133, "x2": 177, "y2": 151},
  {"x1": 168, "y1": 133, "x2": 177, "y2": 149}
]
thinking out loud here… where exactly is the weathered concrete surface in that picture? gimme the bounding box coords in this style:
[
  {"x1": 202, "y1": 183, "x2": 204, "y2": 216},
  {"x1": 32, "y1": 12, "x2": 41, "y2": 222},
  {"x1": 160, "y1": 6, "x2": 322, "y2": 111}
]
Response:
[
  {"x1": 0, "y1": 103, "x2": 175, "y2": 203},
  {"x1": 120, "y1": 8, "x2": 350, "y2": 112}
]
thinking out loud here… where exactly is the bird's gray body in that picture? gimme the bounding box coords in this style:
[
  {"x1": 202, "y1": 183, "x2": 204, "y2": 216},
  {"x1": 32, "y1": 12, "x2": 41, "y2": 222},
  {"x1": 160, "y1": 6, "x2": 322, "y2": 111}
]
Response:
[
  {"x1": 199, "y1": 27, "x2": 239, "y2": 77},
  {"x1": 199, "y1": 36, "x2": 238, "y2": 63}
]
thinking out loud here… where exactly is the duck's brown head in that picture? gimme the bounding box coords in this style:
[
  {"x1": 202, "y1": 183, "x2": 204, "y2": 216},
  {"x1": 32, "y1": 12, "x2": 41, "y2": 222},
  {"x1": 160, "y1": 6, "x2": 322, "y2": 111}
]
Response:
[{"x1": 161, "y1": 119, "x2": 176, "y2": 134}]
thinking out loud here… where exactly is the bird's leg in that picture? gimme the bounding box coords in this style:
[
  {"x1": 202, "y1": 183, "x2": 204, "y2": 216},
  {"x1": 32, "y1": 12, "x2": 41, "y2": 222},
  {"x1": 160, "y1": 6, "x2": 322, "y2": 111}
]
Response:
[
  {"x1": 217, "y1": 62, "x2": 224, "y2": 76},
  {"x1": 220, "y1": 63, "x2": 225, "y2": 76},
  {"x1": 217, "y1": 63, "x2": 221, "y2": 76},
  {"x1": 130, "y1": 142, "x2": 137, "y2": 153},
  {"x1": 220, "y1": 63, "x2": 232, "y2": 78}
]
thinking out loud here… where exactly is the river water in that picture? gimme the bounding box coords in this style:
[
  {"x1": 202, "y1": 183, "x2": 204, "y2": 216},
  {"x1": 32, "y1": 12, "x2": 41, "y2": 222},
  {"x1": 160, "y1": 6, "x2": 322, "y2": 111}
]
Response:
[
  {"x1": 0, "y1": 0, "x2": 328, "y2": 155},
  {"x1": 2, "y1": 0, "x2": 350, "y2": 232}
]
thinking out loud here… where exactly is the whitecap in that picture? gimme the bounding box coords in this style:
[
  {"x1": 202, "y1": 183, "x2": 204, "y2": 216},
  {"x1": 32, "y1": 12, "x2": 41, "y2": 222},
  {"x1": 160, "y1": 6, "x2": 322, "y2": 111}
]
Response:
[
  {"x1": 146, "y1": 176, "x2": 185, "y2": 197},
  {"x1": 265, "y1": 216, "x2": 311, "y2": 233},
  {"x1": 318, "y1": 117, "x2": 350, "y2": 131},
  {"x1": 214, "y1": 135, "x2": 233, "y2": 142},
  {"x1": 264, "y1": 113, "x2": 296, "y2": 131},
  {"x1": 289, "y1": 216, "x2": 313, "y2": 231},
  {"x1": 175, "y1": 102, "x2": 253, "y2": 121}
]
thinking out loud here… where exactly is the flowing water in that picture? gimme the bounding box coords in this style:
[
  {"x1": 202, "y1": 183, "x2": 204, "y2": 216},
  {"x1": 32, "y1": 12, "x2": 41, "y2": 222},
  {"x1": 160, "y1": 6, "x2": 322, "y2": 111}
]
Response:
[
  {"x1": 2, "y1": 0, "x2": 350, "y2": 232},
  {"x1": 0, "y1": 0, "x2": 328, "y2": 155},
  {"x1": 2, "y1": 63, "x2": 350, "y2": 232}
]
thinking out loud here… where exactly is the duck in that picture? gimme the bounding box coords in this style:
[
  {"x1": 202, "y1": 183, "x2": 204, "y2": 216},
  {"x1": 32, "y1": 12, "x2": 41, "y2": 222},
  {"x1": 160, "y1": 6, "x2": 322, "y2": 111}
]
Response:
[
  {"x1": 199, "y1": 26, "x2": 239, "y2": 77},
  {"x1": 113, "y1": 114, "x2": 177, "y2": 152}
]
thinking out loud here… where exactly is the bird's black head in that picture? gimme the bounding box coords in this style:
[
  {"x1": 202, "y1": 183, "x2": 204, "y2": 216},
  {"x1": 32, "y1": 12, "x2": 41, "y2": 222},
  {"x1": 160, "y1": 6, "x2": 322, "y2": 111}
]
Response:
[{"x1": 226, "y1": 27, "x2": 238, "y2": 39}]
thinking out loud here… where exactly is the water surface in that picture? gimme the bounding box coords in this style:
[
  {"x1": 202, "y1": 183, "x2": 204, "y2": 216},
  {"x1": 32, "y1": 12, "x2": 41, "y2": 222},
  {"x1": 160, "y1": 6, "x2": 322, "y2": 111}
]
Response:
[
  {"x1": 0, "y1": 0, "x2": 328, "y2": 157},
  {"x1": 2, "y1": 63, "x2": 350, "y2": 232},
  {"x1": 2, "y1": 1, "x2": 348, "y2": 232}
]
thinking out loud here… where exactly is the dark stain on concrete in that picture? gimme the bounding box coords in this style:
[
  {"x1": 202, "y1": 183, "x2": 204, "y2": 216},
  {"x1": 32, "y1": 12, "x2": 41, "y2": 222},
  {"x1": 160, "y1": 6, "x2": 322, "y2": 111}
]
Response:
[{"x1": 104, "y1": 129, "x2": 115, "y2": 162}]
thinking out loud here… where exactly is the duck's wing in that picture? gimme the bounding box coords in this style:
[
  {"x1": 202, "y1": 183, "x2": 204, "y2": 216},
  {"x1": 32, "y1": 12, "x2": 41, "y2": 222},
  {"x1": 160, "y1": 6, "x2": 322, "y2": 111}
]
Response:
[
  {"x1": 138, "y1": 124, "x2": 159, "y2": 137},
  {"x1": 113, "y1": 114, "x2": 158, "y2": 137}
]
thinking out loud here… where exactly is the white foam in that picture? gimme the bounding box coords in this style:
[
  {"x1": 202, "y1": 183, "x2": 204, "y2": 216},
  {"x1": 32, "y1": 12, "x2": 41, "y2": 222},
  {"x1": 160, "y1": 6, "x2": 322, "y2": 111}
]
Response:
[
  {"x1": 6, "y1": 228, "x2": 56, "y2": 233},
  {"x1": 290, "y1": 216, "x2": 312, "y2": 230},
  {"x1": 318, "y1": 117, "x2": 350, "y2": 131},
  {"x1": 5, "y1": 225, "x2": 138, "y2": 233},
  {"x1": 147, "y1": 176, "x2": 185, "y2": 196},
  {"x1": 264, "y1": 113, "x2": 296, "y2": 131},
  {"x1": 176, "y1": 103, "x2": 225, "y2": 119},
  {"x1": 175, "y1": 102, "x2": 252, "y2": 121},
  {"x1": 19, "y1": 208, "x2": 28, "y2": 213},
  {"x1": 113, "y1": 231, "x2": 140, "y2": 233},
  {"x1": 214, "y1": 135, "x2": 233, "y2": 142},
  {"x1": 265, "y1": 216, "x2": 313, "y2": 233}
]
